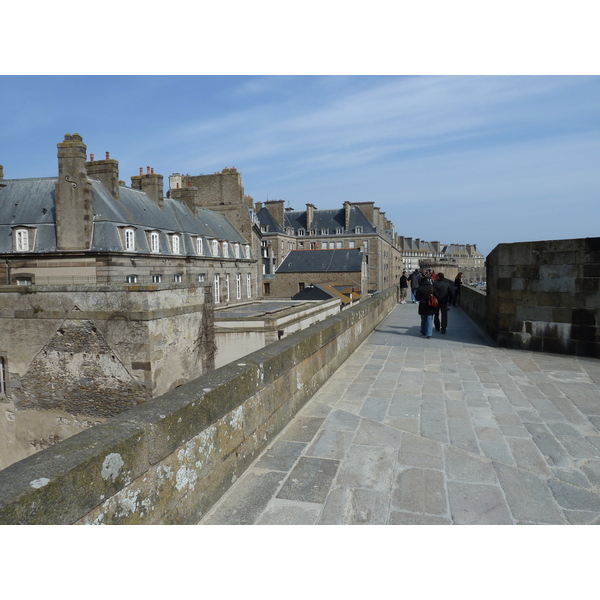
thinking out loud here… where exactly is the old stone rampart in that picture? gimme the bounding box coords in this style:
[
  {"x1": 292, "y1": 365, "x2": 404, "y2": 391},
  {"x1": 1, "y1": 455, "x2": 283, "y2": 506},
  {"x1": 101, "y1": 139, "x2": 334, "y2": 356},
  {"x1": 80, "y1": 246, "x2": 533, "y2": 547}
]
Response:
[
  {"x1": 0, "y1": 287, "x2": 397, "y2": 524},
  {"x1": 486, "y1": 238, "x2": 600, "y2": 357}
]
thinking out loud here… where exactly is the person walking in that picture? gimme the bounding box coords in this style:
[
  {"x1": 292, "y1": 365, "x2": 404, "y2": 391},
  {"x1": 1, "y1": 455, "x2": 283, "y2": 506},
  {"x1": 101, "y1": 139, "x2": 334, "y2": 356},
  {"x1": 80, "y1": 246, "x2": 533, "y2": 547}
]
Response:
[
  {"x1": 399, "y1": 270, "x2": 409, "y2": 304},
  {"x1": 452, "y1": 272, "x2": 463, "y2": 306},
  {"x1": 415, "y1": 272, "x2": 436, "y2": 339},
  {"x1": 433, "y1": 272, "x2": 453, "y2": 334},
  {"x1": 409, "y1": 269, "x2": 421, "y2": 303}
]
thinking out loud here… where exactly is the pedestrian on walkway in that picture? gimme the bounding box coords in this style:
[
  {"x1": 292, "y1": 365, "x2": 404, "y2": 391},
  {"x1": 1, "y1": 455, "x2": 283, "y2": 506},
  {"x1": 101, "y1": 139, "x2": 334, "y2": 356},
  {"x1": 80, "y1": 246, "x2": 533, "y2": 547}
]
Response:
[
  {"x1": 433, "y1": 272, "x2": 453, "y2": 334},
  {"x1": 452, "y1": 272, "x2": 463, "y2": 306},
  {"x1": 409, "y1": 269, "x2": 421, "y2": 303},
  {"x1": 415, "y1": 272, "x2": 436, "y2": 338},
  {"x1": 399, "y1": 270, "x2": 409, "y2": 304}
]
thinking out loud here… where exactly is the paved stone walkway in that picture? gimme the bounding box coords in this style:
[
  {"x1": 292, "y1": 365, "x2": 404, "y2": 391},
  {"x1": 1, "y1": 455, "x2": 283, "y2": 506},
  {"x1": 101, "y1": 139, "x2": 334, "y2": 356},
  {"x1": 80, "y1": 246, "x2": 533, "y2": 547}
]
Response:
[{"x1": 199, "y1": 302, "x2": 600, "y2": 525}]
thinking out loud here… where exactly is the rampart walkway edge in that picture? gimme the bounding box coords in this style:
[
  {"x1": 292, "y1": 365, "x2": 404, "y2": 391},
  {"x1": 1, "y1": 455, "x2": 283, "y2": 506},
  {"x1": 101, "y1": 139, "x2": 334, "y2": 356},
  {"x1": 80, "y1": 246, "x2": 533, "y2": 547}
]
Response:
[{"x1": 200, "y1": 303, "x2": 600, "y2": 525}]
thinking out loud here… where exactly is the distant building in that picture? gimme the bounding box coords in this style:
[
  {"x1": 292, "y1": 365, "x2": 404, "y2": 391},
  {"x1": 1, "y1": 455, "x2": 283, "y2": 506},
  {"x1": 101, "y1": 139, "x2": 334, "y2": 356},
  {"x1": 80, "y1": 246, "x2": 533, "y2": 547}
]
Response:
[
  {"x1": 272, "y1": 248, "x2": 367, "y2": 299},
  {"x1": 256, "y1": 200, "x2": 402, "y2": 294}
]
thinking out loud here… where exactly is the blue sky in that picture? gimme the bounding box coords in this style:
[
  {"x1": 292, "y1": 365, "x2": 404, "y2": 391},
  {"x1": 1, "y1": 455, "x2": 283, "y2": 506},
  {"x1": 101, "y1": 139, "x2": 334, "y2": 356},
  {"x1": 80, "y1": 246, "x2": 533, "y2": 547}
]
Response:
[{"x1": 1, "y1": 75, "x2": 598, "y2": 257}]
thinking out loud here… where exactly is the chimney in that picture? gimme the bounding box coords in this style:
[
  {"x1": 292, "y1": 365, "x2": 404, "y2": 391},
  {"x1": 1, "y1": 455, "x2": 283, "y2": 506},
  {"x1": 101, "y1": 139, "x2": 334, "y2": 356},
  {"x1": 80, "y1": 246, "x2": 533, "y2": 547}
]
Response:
[
  {"x1": 344, "y1": 201, "x2": 351, "y2": 231},
  {"x1": 170, "y1": 182, "x2": 199, "y2": 213},
  {"x1": 86, "y1": 150, "x2": 120, "y2": 200},
  {"x1": 55, "y1": 133, "x2": 93, "y2": 250},
  {"x1": 255, "y1": 201, "x2": 263, "y2": 213},
  {"x1": 131, "y1": 166, "x2": 164, "y2": 209},
  {"x1": 265, "y1": 199, "x2": 285, "y2": 229},
  {"x1": 306, "y1": 203, "x2": 316, "y2": 230}
]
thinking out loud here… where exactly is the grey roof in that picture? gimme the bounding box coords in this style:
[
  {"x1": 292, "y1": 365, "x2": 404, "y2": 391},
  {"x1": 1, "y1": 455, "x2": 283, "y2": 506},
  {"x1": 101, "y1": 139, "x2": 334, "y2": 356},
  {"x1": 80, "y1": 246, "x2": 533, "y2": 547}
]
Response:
[
  {"x1": 276, "y1": 248, "x2": 363, "y2": 273},
  {"x1": 0, "y1": 177, "x2": 249, "y2": 255},
  {"x1": 257, "y1": 205, "x2": 376, "y2": 235}
]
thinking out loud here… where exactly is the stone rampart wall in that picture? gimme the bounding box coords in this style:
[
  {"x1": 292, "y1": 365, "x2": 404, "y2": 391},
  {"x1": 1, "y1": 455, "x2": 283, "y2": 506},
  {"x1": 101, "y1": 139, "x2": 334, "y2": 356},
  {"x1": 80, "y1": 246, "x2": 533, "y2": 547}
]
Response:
[
  {"x1": 0, "y1": 287, "x2": 397, "y2": 524},
  {"x1": 486, "y1": 238, "x2": 600, "y2": 357},
  {"x1": 459, "y1": 284, "x2": 488, "y2": 332}
]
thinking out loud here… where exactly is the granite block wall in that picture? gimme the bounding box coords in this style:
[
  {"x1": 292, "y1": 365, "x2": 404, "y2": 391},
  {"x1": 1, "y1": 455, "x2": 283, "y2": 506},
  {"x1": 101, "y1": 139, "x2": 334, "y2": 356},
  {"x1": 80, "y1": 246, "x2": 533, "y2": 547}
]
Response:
[{"x1": 486, "y1": 237, "x2": 600, "y2": 357}]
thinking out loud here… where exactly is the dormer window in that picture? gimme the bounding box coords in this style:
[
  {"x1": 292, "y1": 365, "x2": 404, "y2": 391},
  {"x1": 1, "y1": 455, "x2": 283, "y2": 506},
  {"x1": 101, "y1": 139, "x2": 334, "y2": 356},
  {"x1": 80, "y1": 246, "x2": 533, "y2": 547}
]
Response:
[
  {"x1": 171, "y1": 234, "x2": 181, "y2": 255},
  {"x1": 310, "y1": 229, "x2": 316, "y2": 236},
  {"x1": 212, "y1": 239, "x2": 219, "y2": 256},
  {"x1": 15, "y1": 228, "x2": 31, "y2": 252},
  {"x1": 125, "y1": 228, "x2": 136, "y2": 252},
  {"x1": 150, "y1": 232, "x2": 160, "y2": 253},
  {"x1": 321, "y1": 228, "x2": 329, "y2": 235},
  {"x1": 261, "y1": 225, "x2": 269, "y2": 233},
  {"x1": 298, "y1": 229, "x2": 305, "y2": 236},
  {"x1": 336, "y1": 227, "x2": 343, "y2": 235},
  {"x1": 355, "y1": 226, "x2": 363, "y2": 234},
  {"x1": 197, "y1": 237, "x2": 203, "y2": 255},
  {"x1": 222, "y1": 242, "x2": 229, "y2": 258},
  {"x1": 234, "y1": 243, "x2": 241, "y2": 258},
  {"x1": 245, "y1": 244, "x2": 251, "y2": 258}
]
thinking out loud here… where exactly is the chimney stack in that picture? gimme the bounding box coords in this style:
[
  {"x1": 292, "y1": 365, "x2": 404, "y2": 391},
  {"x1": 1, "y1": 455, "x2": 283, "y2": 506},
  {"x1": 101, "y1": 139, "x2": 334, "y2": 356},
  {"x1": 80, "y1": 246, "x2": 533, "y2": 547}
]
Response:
[
  {"x1": 131, "y1": 166, "x2": 164, "y2": 209},
  {"x1": 265, "y1": 199, "x2": 285, "y2": 229},
  {"x1": 55, "y1": 133, "x2": 93, "y2": 250},
  {"x1": 86, "y1": 150, "x2": 120, "y2": 200},
  {"x1": 306, "y1": 203, "x2": 316, "y2": 230}
]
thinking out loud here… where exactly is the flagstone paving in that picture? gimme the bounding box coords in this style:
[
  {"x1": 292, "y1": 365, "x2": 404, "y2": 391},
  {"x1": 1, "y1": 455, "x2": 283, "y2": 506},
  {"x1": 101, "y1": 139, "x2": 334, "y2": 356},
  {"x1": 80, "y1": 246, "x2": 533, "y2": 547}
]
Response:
[{"x1": 199, "y1": 302, "x2": 600, "y2": 525}]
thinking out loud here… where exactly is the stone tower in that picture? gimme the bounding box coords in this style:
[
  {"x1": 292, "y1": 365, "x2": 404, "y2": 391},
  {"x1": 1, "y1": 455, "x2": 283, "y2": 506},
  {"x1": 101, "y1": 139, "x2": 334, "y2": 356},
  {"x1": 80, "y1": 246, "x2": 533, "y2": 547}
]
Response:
[{"x1": 55, "y1": 134, "x2": 94, "y2": 251}]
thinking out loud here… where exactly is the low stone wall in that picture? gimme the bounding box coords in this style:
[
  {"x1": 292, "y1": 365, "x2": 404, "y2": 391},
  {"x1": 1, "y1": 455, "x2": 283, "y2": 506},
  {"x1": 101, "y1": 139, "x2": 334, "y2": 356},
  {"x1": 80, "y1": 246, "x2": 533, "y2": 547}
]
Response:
[
  {"x1": 459, "y1": 284, "x2": 488, "y2": 332},
  {"x1": 486, "y1": 238, "x2": 600, "y2": 357},
  {"x1": 0, "y1": 286, "x2": 397, "y2": 524}
]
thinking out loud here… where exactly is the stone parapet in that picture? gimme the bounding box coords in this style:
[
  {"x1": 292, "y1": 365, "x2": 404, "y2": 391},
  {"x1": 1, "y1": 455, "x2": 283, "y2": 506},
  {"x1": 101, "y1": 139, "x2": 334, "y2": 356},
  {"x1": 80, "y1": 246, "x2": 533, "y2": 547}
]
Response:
[{"x1": 0, "y1": 287, "x2": 397, "y2": 524}]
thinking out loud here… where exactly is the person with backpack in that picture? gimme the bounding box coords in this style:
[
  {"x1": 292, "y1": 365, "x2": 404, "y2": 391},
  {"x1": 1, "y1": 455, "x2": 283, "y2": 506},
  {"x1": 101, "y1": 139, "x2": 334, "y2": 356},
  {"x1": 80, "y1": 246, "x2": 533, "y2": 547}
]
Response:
[
  {"x1": 399, "y1": 271, "x2": 409, "y2": 304},
  {"x1": 409, "y1": 269, "x2": 421, "y2": 303},
  {"x1": 415, "y1": 272, "x2": 436, "y2": 338}
]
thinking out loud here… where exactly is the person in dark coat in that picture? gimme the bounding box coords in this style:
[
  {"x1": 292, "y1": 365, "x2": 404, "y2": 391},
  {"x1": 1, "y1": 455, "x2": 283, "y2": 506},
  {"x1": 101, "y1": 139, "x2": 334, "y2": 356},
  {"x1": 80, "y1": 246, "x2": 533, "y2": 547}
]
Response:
[
  {"x1": 452, "y1": 272, "x2": 463, "y2": 306},
  {"x1": 399, "y1": 270, "x2": 409, "y2": 304},
  {"x1": 415, "y1": 274, "x2": 436, "y2": 338},
  {"x1": 433, "y1": 272, "x2": 453, "y2": 334}
]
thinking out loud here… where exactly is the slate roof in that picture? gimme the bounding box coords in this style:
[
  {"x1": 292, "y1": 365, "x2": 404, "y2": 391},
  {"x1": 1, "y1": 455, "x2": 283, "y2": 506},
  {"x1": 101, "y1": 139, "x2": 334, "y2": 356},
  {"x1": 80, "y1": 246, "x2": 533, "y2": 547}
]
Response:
[
  {"x1": 292, "y1": 282, "x2": 360, "y2": 304},
  {"x1": 257, "y1": 205, "x2": 376, "y2": 235},
  {"x1": 276, "y1": 248, "x2": 363, "y2": 273},
  {"x1": 0, "y1": 177, "x2": 249, "y2": 256}
]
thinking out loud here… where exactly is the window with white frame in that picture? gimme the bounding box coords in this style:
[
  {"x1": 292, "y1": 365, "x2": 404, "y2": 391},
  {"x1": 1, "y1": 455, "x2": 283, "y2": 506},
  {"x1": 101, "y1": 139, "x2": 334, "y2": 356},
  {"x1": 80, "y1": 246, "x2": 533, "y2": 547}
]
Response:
[
  {"x1": 236, "y1": 273, "x2": 241, "y2": 299},
  {"x1": 198, "y1": 273, "x2": 205, "y2": 282},
  {"x1": 336, "y1": 241, "x2": 342, "y2": 248},
  {"x1": 222, "y1": 242, "x2": 229, "y2": 258},
  {"x1": 172, "y1": 234, "x2": 181, "y2": 254},
  {"x1": 214, "y1": 274, "x2": 220, "y2": 303},
  {"x1": 150, "y1": 232, "x2": 160, "y2": 253},
  {"x1": 125, "y1": 228, "x2": 135, "y2": 251},
  {"x1": 298, "y1": 229, "x2": 305, "y2": 236},
  {"x1": 15, "y1": 229, "x2": 30, "y2": 252},
  {"x1": 321, "y1": 228, "x2": 329, "y2": 235},
  {"x1": 16, "y1": 276, "x2": 32, "y2": 285},
  {"x1": 152, "y1": 274, "x2": 162, "y2": 283},
  {"x1": 245, "y1": 245, "x2": 251, "y2": 258},
  {"x1": 234, "y1": 243, "x2": 240, "y2": 258},
  {"x1": 355, "y1": 226, "x2": 363, "y2": 234},
  {"x1": 126, "y1": 274, "x2": 138, "y2": 284},
  {"x1": 173, "y1": 274, "x2": 182, "y2": 283},
  {"x1": 322, "y1": 242, "x2": 328, "y2": 249},
  {"x1": 225, "y1": 274, "x2": 230, "y2": 302},
  {"x1": 336, "y1": 227, "x2": 343, "y2": 234},
  {"x1": 197, "y1": 237, "x2": 203, "y2": 255},
  {"x1": 212, "y1": 240, "x2": 219, "y2": 256},
  {"x1": 247, "y1": 273, "x2": 252, "y2": 298}
]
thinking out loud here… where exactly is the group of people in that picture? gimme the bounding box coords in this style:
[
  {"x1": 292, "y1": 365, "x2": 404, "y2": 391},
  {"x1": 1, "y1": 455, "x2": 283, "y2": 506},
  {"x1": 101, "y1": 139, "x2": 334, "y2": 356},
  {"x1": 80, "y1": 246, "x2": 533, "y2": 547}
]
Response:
[{"x1": 399, "y1": 269, "x2": 464, "y2": 339}]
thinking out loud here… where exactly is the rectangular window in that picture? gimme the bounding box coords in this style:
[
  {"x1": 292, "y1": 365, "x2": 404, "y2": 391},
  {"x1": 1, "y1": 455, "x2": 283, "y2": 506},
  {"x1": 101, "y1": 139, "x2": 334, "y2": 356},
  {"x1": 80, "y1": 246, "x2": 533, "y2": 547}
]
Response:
[
  {"x1": 16, "y1": 229, "x2": 29, "y2": 251},
  {"x1": 126, "y1": 275, "x2": 138, "y2": 284},
  {"x1": 172, "y1": 235, "x2": 181, "y2": 254},
  {"x1": 236, "y1": 274, "x2": 241, "y2": 299},
  {"x1": 198, "y1": 273, "x2": 205, "y2": 282},
  {"x1": 125, "y1": 228, "x2": 135, "y2": 251},
  {"x1": 225, "y1": 274, "x2": 230, "y2": 302},
  {"x1": 152, "y1": 274, "x2": 162, "y2": 283},
  {"x1": 197, "y1": 238, "x2": 203, "y2": 255},
  {"x1": 214, "y1": 274, "x2": 220, "y2": 303},
  {"x1": 264, "y1": 282, "x2": 270, "y2": 295},
  {"x1": 150, "y1": 232, "x2": 160, "y2": 253},
  {"x1": 0, "y1": 357, "x2": 6, "y2": 395},
  {"x1": 212, "y1": 240, "x2": 219, "y2": 256},
  {"x1": 234, "y1": 243, "x2": 240, "y2": 258},
  {"x1": 222, "y1": 242, "x2": 229, "y2": 258},
  {"x1": 247, "y1": 273, "x2": 251, "y2": 298},
  {"x1": 173, "y1": 274, "x2": 182, "y2": 283}
]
